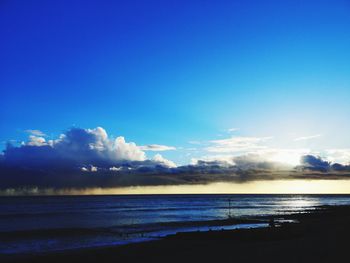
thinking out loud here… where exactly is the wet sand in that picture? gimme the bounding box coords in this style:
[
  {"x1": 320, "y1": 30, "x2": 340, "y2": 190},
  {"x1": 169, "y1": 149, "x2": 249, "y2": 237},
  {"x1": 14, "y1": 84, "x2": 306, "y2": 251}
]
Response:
[{"x1": 2, "y1": 205, "x2": 350, "y2": 263}]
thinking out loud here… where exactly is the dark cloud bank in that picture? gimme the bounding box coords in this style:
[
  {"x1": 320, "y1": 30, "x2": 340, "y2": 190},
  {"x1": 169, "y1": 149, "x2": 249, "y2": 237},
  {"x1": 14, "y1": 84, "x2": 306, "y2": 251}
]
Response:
[{"x1": 1, "y1": 127, "x2": 350, "y2": 193}]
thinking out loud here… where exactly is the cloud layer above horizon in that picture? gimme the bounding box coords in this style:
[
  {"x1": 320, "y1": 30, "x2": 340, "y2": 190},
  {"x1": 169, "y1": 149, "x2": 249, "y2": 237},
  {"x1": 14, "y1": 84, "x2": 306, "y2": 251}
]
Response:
[{"x1": 1, "y1": 126, "x2": 350, "y2": 192}]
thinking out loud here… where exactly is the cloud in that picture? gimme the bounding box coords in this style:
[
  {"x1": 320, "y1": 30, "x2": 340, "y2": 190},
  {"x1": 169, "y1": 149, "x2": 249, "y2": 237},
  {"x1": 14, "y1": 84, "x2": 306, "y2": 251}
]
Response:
[
  {"x1": 27, "y1": 135, "x2": 47, "y2": 146},
  {"x1": 1, "y1": 127, "x2": 350, "y2": 193},
  {"x1": 152, "y1": 154, "x2": 177, "y2": 168},
  {"x1": 298, "y1": 154, "x2": 350, "y2": 173},
  {"x1": 51, "y1": 127, "x2": 146, "y2": 162},
  {"x1": 324, "y1": 149, "x2": 350, "y2": 165},
  {"x1": 233, "y1": 154, "x2": 290, "y2": 170},
  {"x1": 81, "y1": 165, "x2": 98, "y2": 172},
  {"x1": 113, "y1": 136, "x2": 146, "y2": 161},
  {"x1": 192, "y1": 154, "x2": 291, "y2": 170},
  {"x1": 205, "y1": 136, "x2": 273, "y2": 153},
  {"x1": 2, "y1": 127, "x2": 164, "y2": 169},
  {"x1": 190, "y1": 155, "x2": 235, "y2": 166},
  {"x1": 109, "y1": 166, "x2": 123, "y2": 172},
  {"x1": 139, "y1": 144, "x2": 176, "y2": 151},
  {"x1": 299, "y1": 155, "x2": 331, "y2": 171},
  {"x1": 294, "y1": 134, "x2": 322, "y2": 141},
  {"x1": 188, "y1": 153, "x2": 350, "y2": 181},
  {"x1": 251, "y1": 148, "x2": 311, "y2": 166},
  {"x1": 0, "y1": 127, "x2": 184, "y2": 190},
  {"x1": 25, "y1": 129, "x2": 46, "y2": 137},
  {"x1": 227, "y1": 128, "x2": 239, "y2": 133}
]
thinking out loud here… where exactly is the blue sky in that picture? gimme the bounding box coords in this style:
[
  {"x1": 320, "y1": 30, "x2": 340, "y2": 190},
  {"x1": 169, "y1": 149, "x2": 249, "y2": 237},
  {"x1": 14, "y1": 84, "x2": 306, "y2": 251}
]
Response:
[{"x1": 1, "y1": 0, "x2": 350, "y2": 166}]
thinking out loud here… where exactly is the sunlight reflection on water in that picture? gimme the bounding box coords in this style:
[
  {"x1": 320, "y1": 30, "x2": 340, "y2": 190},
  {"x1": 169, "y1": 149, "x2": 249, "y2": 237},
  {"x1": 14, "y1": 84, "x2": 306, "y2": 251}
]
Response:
[{"x1": 274, "y1": 197, "x2": 321, "y2": 214}]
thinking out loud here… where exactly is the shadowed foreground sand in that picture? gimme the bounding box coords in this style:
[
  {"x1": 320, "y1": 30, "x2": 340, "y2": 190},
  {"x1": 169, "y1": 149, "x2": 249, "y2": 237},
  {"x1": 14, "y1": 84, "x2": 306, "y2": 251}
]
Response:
[{"x1": 3, "y1": 206, "x2": 350, "y2": 263}]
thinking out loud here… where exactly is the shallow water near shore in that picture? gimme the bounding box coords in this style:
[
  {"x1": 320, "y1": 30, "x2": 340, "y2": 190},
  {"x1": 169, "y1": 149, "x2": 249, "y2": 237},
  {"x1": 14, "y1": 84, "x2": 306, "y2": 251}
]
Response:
[{"x1": 1, "y1": 194, "x2": 350, "y2": 254}]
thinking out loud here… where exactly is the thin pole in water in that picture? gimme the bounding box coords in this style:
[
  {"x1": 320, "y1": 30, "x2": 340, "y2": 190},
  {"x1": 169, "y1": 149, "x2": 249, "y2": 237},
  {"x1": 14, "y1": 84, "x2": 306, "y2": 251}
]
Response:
[{"x1": 228, "y1": 198, "x2": 232, "y2": 218}]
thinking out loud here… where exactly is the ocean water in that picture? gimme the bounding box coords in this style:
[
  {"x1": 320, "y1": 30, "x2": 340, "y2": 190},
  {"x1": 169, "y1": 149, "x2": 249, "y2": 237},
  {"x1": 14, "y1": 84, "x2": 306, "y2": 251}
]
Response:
[{"x1": 1, "y1": 194, "x2": 350, "y2": 255}]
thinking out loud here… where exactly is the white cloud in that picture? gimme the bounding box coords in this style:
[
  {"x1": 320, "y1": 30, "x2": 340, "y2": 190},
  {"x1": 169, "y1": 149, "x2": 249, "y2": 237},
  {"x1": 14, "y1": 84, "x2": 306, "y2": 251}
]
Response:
[
  {"x1": 194, "y1": 147, "x2": 350, "y2": 167},
  {"x1": 139, "y1": 144, "x2": 176, "y2": 151},
  {"x1": 112, "y1": 136, "x2": 146, "y2": 161},
  {"x1": 152, "y1": 154, "x2": 177, "y2": 168},
  {"x1": 206, "y1": 136, "x2": 273, "y2": 153},
  {"x1": 195, "y1": 148, "x2": 311, "y2": 167},
  {"x1": 294, "y1": 134, "x2": 322, "y2": 141},
  {"x1": 87, "y1": 127, "x2": 109, "y2": 151},
  {"x1": 27, "y1": 136, "x2": 47, "y2": 146},
  {"x1": 190, "y1": 155, "x2": 235, "y2": 166},
  {"x1": 25, "y1": 127, "x2": 146, "y2": 162},
  {"x1": 190, "y1": 153, "x2": 290, "y2": 170},
  {"x1": 256, "y1": 148, "x2": 311, "y2": 166},
  {"x1": 81, "y1": 165, "x2": 98, "y2": 172},
  {"x1": 25, "y1": 129, "x2": 46, "y2": 137},
  {"x1": 109, "y1": 166, "x2": 122, "y2": 171},
  {"x1": 227, "y1": 128, "x2": 239, "y2": 133},
  {"x1": 19, "y1": 126, "x2": 183, "y2": 168},
  {"x1": 324, "y1": 149, "x2": 350, "y2": 165},
  {"x1": 62, "y1": 127, "x2": 146, "y2": 162}
]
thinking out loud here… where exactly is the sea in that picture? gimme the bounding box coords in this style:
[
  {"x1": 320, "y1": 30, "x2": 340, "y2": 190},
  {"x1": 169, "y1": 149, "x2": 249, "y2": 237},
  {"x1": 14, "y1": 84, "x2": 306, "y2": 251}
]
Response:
[{"x1": 1, "y1": 194, "x2": 350, "y2": 255}]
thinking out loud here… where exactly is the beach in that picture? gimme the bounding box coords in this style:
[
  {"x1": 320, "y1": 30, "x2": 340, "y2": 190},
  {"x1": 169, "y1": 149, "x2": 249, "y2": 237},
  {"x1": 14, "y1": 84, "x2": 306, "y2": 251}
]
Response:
[
  {"x1": 2, "y1": 205, "x2": 350, "y2": 263},
  {"x1": 2, "y1": 1, "x2": 350, "y2": 262}
]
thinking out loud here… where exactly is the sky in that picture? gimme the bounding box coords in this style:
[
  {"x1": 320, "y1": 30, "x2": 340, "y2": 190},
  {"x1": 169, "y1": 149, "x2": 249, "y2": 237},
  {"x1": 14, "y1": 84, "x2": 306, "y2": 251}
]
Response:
[{"x1": 1, "y1": 0, "x2": 350, "y2": 194}]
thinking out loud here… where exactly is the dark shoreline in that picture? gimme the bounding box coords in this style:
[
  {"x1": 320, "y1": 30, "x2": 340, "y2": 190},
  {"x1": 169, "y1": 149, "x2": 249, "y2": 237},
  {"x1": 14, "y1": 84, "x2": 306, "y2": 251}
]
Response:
[{"x1": 2, "y1": 205, "x2": 350, "y2": 263}]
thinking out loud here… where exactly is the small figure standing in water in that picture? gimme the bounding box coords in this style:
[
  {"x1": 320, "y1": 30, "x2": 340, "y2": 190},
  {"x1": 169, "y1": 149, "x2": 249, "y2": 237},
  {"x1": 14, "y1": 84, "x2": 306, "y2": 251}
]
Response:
[{"x1": 269, "y1": 217, "x2": 275, "y2": 228}]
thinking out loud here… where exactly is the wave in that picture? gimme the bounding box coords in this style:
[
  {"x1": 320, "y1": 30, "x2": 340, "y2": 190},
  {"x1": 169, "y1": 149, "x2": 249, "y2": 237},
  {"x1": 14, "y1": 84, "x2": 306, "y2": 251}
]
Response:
[
  {"x1": 0, "y1": 204, "x2": 287, "y2": 218},
  {"x1": 0, "y1": 216, "x2": 269, "y2": 240}
]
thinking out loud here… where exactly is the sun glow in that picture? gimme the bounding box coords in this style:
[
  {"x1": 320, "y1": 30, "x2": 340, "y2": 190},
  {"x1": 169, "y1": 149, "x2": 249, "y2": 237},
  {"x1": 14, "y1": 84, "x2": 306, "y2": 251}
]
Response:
[
  {"x1": 267, "y1": 150, "x2": 308, "y2": 166},
  {"x1": 269, "y1": 153, "x2": 301, "y2": 166}
]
